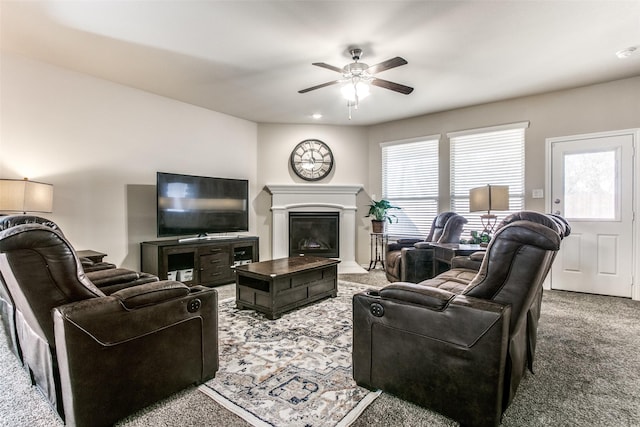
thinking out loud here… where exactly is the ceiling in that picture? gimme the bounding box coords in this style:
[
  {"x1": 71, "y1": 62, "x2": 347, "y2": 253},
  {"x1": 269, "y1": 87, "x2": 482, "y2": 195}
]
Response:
[{"x1": 2, "y1": 1, "x2": 639, "y2": 126}]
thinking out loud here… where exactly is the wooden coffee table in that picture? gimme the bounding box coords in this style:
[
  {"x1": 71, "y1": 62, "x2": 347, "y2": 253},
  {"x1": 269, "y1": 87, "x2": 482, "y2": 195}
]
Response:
[{"x1": 235, "y1": 256, "x2": 340, "y2": 319}]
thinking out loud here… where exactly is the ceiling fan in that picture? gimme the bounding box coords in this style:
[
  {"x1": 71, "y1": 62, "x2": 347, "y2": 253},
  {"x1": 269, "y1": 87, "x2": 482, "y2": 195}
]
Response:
[{"x1": 298, "y1": 48, "x2": 414, "y2": 97}]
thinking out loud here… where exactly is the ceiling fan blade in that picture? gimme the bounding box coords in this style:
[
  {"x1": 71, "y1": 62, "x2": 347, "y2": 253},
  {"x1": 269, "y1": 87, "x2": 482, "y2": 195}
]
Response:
[
  {"x1": 312, "y1": 62, "x2": 344, "y2": 73},
  {"x1": 298, "y1": 80, "x2": 341, "y2": 93},
  {"x1": 370, "y1": 78, "x2": 414, "y2": 95},
  {"x1": 367, "y1": 57, "x2": 408, "y2": 74}
]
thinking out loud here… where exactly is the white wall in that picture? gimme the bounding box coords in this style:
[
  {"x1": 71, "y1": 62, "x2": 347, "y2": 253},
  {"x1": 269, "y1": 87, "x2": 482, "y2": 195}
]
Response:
[
  {"x1": 0, "y1": 53, "x2": 258, "y2": 269},
  {"x1": 256, "y1": 124, "x2": 371, "y2": 264},
  {"x1": 3, "y1": 51, "x2": 638, "y2": 272},
  {"x1": 368, "y1": 76, "x2": 640, "y2": 213}
]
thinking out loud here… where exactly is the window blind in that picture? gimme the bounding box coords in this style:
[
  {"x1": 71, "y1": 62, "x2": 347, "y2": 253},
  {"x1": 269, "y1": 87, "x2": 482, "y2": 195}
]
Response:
[
  {"x1": 381, "y1": 137, "x2": 439, "y2": 237},
  {"x1": 449, "y1": 123, "x2": 527, "y2": 236}
]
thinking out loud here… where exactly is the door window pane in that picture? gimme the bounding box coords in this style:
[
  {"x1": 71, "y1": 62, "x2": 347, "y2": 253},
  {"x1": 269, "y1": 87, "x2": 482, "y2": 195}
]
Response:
[{"x1": 564, "y1": 150, "x2": 617, "y2": 220}]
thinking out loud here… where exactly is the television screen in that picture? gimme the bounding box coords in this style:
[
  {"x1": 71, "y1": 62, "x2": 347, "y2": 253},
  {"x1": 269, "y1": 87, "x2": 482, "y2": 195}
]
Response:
[{"x1": 157, "y1": 172, "x2": 249, "y2": 237}]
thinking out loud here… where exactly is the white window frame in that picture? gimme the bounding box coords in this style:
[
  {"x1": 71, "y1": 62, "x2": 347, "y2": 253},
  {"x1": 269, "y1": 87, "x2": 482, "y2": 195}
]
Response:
[
  {"x1": 448, "y1": 121, "x2": 529, "y2": 237},
  {"x1": 381, "y1": 135, "x2": 440, "y2": 238}
]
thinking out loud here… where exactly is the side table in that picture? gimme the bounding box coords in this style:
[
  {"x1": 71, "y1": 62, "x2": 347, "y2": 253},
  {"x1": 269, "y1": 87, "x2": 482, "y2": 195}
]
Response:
[
  {"x1": 368, "y1": 233, "x2": 388, "y2": 271},
  {"x1": 429, "y1": 243, "x2": 484, "y2": 277}
]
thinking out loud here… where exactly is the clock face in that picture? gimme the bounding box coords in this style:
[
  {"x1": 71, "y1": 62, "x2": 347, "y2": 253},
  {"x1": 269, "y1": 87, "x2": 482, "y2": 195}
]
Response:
[{"x1": 290, "y1": 139, "x2": 334, "y2": 181}]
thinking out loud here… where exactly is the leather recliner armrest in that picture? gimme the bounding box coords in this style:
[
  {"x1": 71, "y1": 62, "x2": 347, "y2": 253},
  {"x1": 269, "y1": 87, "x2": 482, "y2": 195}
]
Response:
[
  {"x1": 387, "y1": 237, "x2": 422, "y2": 252},
  {"x1": 86, "y1": 267, "x2": 146, "y2": 286},
  {"x1": 112, "y1": 280, "x2": 190, "y2": 309},
  {"x1": 81, "y1": 257, "x2": 117, "y2": 272},
  {"x1": 352, "y1": 290, "x2": 511, "y2": 427},
  {"x1": 379, "y1": 282, "x2": 455, "y2": 310},
  {"x1": 470, "y1": 252, "x2": 485, "y2": 261},
  {"x1": 353, "y1": 288, "x2": 509, "y2": 347},
  {"x1": 52, "y1": 285, "x2": 219, "y2": 427},
  {"x1": 413, "y1": 241, "x2": 433, "y2": 249},
  {"x1": 451, "y1": 251, "x2": 485, "y2": 270}
]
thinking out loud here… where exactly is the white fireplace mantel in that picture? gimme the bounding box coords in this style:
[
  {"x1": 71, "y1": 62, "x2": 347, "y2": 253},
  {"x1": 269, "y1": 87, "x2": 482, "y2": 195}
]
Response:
[{"x1": 266, "y1": 184, "x2": 366, "y2": 274}]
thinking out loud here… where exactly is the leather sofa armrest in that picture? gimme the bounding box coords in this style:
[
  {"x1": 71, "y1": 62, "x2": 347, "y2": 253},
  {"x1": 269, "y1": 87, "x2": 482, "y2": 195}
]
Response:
[
  {"x1": 52, "y1": 285, "x2": 219, "y2": 427},
  {"x1": 413, "y1": 241, "x2": 433, "y2": 249},
  {"x1": 470, "y1": 251, "x2": 485, "y2": 261},
  {"x1": 86, "y1": 267, "x2": 143, "y2": 286},
  {"x1": 53, "y1": 285, "x2": 217, "y2": 346},
  {"x1": 353, "y1": 290, "x2": 509, "y2": 351},
  {"x1": 397, "y1": 238, "x2": 423, "y2": 245},
  {"x1": 112, "y1": 280, "x2": 190, "y2": 309},
  {"x1": 86, "y1": 268, "x2": 159, "y2": 294},
  {"x1": 451, "y1": 251, "x2": 485, "y2": 270},
  {"x1": 81, "y1": 257, "x2": 117, "y2": 272},
  {"x1": 352, "y1": 290, "x2": 511, "y2": 427},
  {"x1": 387, "y1": 238, "x2": 422, "y2": 252},
  {"x1": 379, "y1": 282, "x2": 454, "y2": 310}
]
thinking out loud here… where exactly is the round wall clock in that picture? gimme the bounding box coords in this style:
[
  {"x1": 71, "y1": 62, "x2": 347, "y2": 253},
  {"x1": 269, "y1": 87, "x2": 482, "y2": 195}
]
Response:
[{"x1": 290, "y1": 139, "x2": 334, "y2": 181}]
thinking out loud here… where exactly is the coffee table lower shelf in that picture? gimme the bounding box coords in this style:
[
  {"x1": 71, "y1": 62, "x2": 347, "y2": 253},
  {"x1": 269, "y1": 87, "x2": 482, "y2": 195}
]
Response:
[{"x1": 235, "y1": 256, "x2": 340, "y2": 319}]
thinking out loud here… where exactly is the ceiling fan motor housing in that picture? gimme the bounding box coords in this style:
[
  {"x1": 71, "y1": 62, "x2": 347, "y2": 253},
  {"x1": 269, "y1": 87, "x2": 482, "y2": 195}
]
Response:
[{"x1": 344, "y1": 62, "x2": 369, "y2": 77}]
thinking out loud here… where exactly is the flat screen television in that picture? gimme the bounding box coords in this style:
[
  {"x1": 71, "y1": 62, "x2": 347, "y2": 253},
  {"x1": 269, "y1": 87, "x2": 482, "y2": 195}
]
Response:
[{"x1": 156, "y1": 172, "x2": 249, "y2": 238}]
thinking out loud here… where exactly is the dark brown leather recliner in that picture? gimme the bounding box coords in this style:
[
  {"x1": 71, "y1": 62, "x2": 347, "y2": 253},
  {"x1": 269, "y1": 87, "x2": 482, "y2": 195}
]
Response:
[
  {"x1": 0, "y1": 222, "x2": 219, "y2": 427},
  {"x1": 385, "y1": 212, "x2": 467, "y2": 283},
  {"x1": 353, "y1": 212, "x2": 565, "y2": 427},
  {"x1": 0, "y1": 215, "x2": 159, "y2": 363}
]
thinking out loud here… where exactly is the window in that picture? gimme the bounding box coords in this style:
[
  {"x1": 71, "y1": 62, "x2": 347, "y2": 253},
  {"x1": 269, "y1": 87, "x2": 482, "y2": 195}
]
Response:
[
  {"x1": 564, "y1": 149, "x2": 617, "y2": 220},
  {"x1": 381, "y1": 136, "x2": 439, "y2": 237},
  {"x1": 449, "y1": 122, "x2": 528, "y2": 236}
]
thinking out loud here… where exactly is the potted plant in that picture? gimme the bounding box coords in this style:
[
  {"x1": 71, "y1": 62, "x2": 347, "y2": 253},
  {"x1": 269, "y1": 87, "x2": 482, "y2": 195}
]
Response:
[
  {"x1": 366, "y1": 199, "x2": 400, "y2": 233},
  {"x1": 466, "y1": 230, "x2": 491, "y2": 247}
]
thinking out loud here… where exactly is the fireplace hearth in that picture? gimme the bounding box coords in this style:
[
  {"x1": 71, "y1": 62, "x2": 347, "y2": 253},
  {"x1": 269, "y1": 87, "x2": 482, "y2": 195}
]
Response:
[{"x1": 289, "y1": 212, "x2": 339, "y2": 258}]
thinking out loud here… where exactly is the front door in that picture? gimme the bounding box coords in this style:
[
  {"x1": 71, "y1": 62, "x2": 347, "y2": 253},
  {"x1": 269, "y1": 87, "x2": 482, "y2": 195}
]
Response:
[{"x1": 548, "y1": 131, "x2": 635, "y2": 297}]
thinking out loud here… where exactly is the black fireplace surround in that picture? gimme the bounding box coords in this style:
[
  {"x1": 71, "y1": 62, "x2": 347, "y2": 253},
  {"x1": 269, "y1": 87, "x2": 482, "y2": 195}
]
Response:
[{"x1": 289, "y1": 212, "x2": 339, "y2": 258}]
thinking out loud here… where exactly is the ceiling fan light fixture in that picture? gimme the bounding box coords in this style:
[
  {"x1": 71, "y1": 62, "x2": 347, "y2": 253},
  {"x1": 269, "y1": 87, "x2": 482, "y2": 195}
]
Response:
[
  {"x1": 341, "y1": 80, "x2": 370, "y2": 102},
  {"x1": 298, "y1": 47, "x2": 412, "y2": 120}
]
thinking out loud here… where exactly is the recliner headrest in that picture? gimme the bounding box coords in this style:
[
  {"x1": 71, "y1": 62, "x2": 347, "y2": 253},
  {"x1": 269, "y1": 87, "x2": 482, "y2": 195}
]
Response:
[
  {"x1": 0, "y1": 215, "x2": 61, "y2": 233},
  {"x1": 433, "y1": 212, "x2": 457, "y2": 229},
  {"x1": 497, "y1": 211, "x2": 566, "y2": 236}
]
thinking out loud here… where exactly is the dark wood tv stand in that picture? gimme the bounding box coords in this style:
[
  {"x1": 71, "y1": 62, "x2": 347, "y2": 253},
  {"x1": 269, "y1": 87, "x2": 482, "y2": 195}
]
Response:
[{"x1": 140, "y1": 236, "x2": 259, "y2": 287}]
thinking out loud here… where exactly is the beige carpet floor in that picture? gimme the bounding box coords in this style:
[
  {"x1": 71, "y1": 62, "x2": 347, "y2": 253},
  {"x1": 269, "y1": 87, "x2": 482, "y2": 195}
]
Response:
[{"x1": 1, "y1": 268, "x2": 639, "y2": 426}]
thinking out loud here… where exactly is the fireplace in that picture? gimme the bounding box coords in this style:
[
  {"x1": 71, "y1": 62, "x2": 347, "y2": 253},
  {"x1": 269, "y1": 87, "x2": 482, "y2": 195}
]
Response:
[
  {"x1": 289, "y1": 212, "x2": 339, "y2": 258},
  {"x1": 266, "y1": 184, "x2": 366, "y2": 274}
]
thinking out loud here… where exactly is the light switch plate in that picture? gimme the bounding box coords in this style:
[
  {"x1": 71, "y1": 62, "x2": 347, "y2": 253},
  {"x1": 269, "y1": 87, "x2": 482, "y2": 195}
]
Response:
[{"x1": 532, "y1": 189, "x2": 544, "y2": 199}]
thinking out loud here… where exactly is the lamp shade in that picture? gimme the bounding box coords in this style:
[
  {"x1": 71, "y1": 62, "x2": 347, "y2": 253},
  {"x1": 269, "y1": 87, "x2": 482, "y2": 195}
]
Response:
[
  {"x1": 469, "y1": 184, "x2": 509, "y2": 213},
  {"x1": 0, "y1": 179, "x2": 54, "y2": 213}
]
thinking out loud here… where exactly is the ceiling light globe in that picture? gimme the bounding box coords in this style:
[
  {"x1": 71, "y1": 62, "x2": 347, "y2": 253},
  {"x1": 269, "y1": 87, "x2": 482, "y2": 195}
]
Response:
[{"x1": 341, "y1": 81, "x2": 370, "y2": 102}]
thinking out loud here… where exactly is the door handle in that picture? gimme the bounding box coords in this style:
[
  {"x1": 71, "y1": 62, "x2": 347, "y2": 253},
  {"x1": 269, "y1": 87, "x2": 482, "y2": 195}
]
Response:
[{"x1": 554, "y1": 198, "x2": 561, "y2": 204}]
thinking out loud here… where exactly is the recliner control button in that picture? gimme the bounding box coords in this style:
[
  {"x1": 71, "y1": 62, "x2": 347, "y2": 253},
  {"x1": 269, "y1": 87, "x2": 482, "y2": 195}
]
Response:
[
  {"x1": 370, "y1": 303, "x2": 384, "y2": 317},
  {"x1": 187, "y1": 298, "x2": 201, "y2": 313}
]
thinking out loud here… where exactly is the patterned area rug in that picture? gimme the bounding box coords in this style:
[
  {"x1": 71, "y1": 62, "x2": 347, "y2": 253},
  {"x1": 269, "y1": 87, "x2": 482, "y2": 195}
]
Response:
[{"x1": 198, "y1": 281, "x2": 380, "y2": 427}]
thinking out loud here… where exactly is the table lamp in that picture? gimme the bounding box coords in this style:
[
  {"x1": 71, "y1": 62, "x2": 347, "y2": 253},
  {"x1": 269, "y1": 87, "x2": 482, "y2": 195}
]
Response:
[{"x1": 469, "y1": 184, "x2": 509, "y2": 235}]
